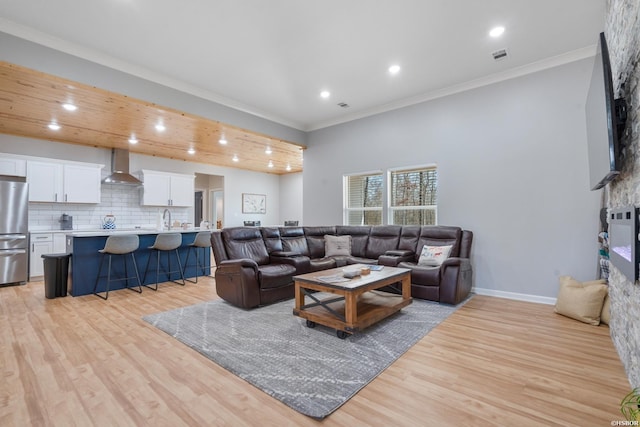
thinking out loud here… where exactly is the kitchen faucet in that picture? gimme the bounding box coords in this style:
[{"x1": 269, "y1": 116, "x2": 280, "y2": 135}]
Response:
[{"x1": 163, "y1": 208, "x2": 172, "y2": 230}]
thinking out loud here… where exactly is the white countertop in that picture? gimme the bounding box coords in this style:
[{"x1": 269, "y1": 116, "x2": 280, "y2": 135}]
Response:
[
  {"x1": 70, "y1": 228, "x2": 208, "y2": 237},
  {"x1": 30, "y1": 228, "x2": 209, "y2": 237}
]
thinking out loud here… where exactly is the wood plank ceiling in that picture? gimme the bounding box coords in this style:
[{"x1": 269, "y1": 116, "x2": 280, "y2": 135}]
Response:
[{"x1": 0, "y1": 61, "x2": 305, "y2": 174}]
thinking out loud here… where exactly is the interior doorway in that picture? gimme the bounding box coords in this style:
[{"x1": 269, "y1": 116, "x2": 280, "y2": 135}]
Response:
[
  {"x1": 211, "y1": 190, "x2": 223, "y2": 229},
  {"x1": 194, "y1": 190, "x2": 203, "y2": 225},
  {"x1": 194, "y1": 173, "x2": 224, "y2": 229}
]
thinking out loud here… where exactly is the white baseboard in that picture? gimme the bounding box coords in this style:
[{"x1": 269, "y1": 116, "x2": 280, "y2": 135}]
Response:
[{"x1": 472, "y1": 287, "x2": 556, "y2": 305}]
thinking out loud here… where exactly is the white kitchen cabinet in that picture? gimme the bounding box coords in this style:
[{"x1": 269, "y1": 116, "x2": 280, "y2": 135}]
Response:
[
  {"x1": 27, "y1": 160, "x2": 102, "y2": 203},
  {"x1": 53, "y1": 233, "x2": 67, "y2": 253},
  {"x1": 141, "y1": 171, "x2": 171, "y2": 206},
  {"x1": 27, "y1": 161, "x2": 62, "y2": 202},
  {"x1": 62, "y1": 163, "x2": 102, "y2": 203},
  {"x1": 169, "y1": 174, "x2": 194, "y2": 206},
  {"x1": 30, "y1": 233, "x2": 53, "y2": 279},
  {"x1": 0, "y1": 157, "x2": 26, "y2": 177},
  {"x1": 140, "y1": 170, "x2": 194, "y2": 207}
]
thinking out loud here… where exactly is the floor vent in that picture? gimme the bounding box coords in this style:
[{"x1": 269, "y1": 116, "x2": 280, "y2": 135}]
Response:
[{"x1": 492, "y1": 49, "x2": 509, "y2": 61}]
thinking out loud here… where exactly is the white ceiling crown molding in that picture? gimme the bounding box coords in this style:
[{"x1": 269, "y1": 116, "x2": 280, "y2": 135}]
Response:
[{"x1": 307, "y1": 45, "x2": 597, "y2": 132}]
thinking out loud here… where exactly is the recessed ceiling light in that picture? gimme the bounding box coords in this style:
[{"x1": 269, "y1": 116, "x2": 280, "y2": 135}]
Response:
[
  {"x1": 62, "y1": 103, "x2": 77, "y2": 111},
  {"x1": 187, "y1": 148, "x2": 195, "y2": 155},
  {"x1": 320, "y1": 91, "x2": 330, "y2": 99},
  {"x1": 232, "y1": 154, "x2": 239, "y2": 162},
  {"x1": 219, "y1": 137, "x2": 228, "y2": 145},
  {"x1": 265, "y1": 146, "x2": 272, "y2": 154},
  {"x1": 155, "y1": 123, "x2": 166, "y2": 132},
  {"x1": 48, "y1": 122, "x2": 60, "y2": 131},
  {"x1": 286, "y1": 164, "x2": 291, "y2": 171},
  {"x1": 489, "y1": 26, "x2": 505, "y2": 37},
  {"x1": 128, "y1": 135, "x2": 138, "y2": 144},
  {"x1": 389, "y1": 65, "x2": 401, "y2": 74},
  {"x1": 268, "y1": 160, "x2": 274, "y2": 168}
]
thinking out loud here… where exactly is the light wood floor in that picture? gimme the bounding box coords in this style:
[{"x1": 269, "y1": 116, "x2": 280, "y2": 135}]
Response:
[{"x1": 0, "y1": 277, "x2": 630, "y2": 426}]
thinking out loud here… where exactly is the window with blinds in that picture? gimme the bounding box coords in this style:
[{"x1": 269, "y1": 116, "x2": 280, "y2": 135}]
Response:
[
  {"x1": 343, "y1": 172, "x2": 383, "y2": 225},
  {"x1": 389, "y1": 166, "x2": 437, "y2": 225}
]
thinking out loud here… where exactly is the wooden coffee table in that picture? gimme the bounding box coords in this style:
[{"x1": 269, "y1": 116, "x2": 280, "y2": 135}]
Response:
[{"x1": 293, "y1": 265, "x2": 412, "y2": 338}]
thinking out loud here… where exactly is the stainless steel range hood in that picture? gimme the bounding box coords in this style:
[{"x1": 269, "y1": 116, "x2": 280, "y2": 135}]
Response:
[{"x1": 102, "y1": 148, "x2": 142, "y2": 185}]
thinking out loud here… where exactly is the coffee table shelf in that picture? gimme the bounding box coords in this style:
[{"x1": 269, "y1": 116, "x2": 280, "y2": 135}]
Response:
[{"x1": 293, "y1": 265, "x2": 412, "y2": 338}]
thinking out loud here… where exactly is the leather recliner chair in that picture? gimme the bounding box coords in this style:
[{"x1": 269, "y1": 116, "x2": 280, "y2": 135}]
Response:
[
  {"x1": 392, "y1": 226, "x2": 473, "y2": 304},
  {"x1": 212, "y1": 227, "x2": 304, "y2": 308}
]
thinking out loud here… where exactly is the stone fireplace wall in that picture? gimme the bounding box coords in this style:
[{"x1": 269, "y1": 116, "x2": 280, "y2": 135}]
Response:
[{"x1": 606, "y1": 0, "x2": 640, "y2": 388}]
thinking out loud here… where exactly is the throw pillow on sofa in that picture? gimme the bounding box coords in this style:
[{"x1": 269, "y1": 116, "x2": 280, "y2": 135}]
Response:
[
  {"x1": 325, "y1": 235, "x2": 352, "y2": 256},
  {"x1": 554, "y1": 276, "x2": 608, "y2": 325},
  {"x1": 418, "y1": 245, "x2": 452, "y2": 266}
]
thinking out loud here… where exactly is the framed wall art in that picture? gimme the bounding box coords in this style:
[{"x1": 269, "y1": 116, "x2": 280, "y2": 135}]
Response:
[{"x1": 242, "y1": 193, "x2": 266, "y2": 214}]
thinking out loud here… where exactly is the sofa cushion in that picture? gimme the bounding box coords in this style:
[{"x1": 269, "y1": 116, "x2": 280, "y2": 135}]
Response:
[
  {"x1": 257, "y1": 264, "x2": 297, "y2": 289},
  {"x1": 365, "y1": 225, "x2": 402, "y2": 259},
  {"x1": 304, "y1": 226, "x2": 336, "y2": 258},
  {"x1": 415, "y1": 226, "x2": 462, "y2": 260},
  {"x1": 554, "y1": 276, "x2": 608, "y2": 325},
  {"x1": 346, "y1": 256, "x2": 378, "y2": 265},
  {"x1": 260, "y1": 227, "x2": 283, "y2": 253},
  {"x1": 310, "y1": 257, "x2": 337, "y2": 271},
  {"x1": 418, "y1": 245, "x2": 452, "y2": 266},
  {"x1": 282, "y1": 236, "x2": 310, "y2": 256},
  {"x1": 222, "y1": 227, "x2": 270, "y2": 265},
  {"x1": 337, "y1": 226, "x2": 370, "y2": 257},
  {"x1": 279, "y1": 227, "x2": 310, "y2": 256},
  {"x1": 325, "y1": 234, "x2": 352, "y2": 256},
  {"x1": 397, "y1": 226, "x2": 421, "y2": 253}
]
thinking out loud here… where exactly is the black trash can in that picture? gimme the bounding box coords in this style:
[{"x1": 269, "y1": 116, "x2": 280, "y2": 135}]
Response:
[{"x1": 42, "y1": 253, "x2": 71, "y2": 299}]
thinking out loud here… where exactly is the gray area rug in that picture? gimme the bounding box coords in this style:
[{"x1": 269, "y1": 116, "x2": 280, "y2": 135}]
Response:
[{"x1": 143, "y1": 293, "x2": 467, "y2": 419}]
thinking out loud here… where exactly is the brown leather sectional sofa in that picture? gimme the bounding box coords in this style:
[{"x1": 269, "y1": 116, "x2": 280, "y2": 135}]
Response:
[{"x1": 210, "y1": 225, "x2": 473, "y2": 309}]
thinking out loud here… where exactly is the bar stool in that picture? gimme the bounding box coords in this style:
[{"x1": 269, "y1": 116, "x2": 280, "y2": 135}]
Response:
[
  {"x1": 184, "y1": 231, "x2": 212, "y2": 283},
  {"x1": 93, "y1": 234, "x2": 142, "y2": 300},
  {"x1": 143, "y1": 233, "x2": 185, "y2": 290}
]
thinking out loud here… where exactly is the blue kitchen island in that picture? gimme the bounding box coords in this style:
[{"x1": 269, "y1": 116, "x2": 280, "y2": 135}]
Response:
[{"x1": 66, "y1": 229, "x2": 211, "y2": 296}]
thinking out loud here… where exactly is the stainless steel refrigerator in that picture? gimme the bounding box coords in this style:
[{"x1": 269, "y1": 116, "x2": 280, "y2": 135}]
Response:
[{"x1": 0, "y1": 178, "x2": 28, "y2": 285}]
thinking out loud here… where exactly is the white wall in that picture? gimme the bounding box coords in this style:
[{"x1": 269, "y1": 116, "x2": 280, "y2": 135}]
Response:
[
  {"x1": 279, "y1": 172, "x2": 303, "y2": 225},
  {"x1": 304, "y1": 59, "x2": 602, "y2": 300}
]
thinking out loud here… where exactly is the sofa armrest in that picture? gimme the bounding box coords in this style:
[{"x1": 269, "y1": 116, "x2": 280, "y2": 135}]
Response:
[
  {"x1": 379, "y1": 250, "x2": 415, "y2": 267},
  {"x1": 439, "y1": 257, "x2": 472, "y2": 305},
  {"x1": 270, "y1": 253, "x2": 311, "y2": 274},
  {"x1": 270, "y1": 250, "x2": 301, "y2": 257},
  {"x1": 219, "y1": 258, "x2": 259, "y2": 269},
  {"x1": 441, "y1": 257, "x2": 467, "y2": 268},
  {"x1": 215, "y1": 259, "x2": 261, "y2": 308},
  {"x1": 385, "y1": 250, "x2": 414, "y2": 257}
]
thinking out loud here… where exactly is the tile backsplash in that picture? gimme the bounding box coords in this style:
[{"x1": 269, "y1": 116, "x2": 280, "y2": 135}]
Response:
[{"x1": 28, "y1": 184, "x2": 191, "y2": 230}]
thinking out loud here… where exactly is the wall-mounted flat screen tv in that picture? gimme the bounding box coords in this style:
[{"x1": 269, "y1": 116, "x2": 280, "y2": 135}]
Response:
[{"x1": 585, "y1": 32, "x2": 626, "y2": 191}]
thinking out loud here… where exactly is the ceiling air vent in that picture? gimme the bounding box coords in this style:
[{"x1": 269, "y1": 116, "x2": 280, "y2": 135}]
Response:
[
  {"x1": 337, "y1": 102, "x2": 350, "y2": 108},
  {"x1": 492, "y1": 48, "x2": 509, "y2": 61}
]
